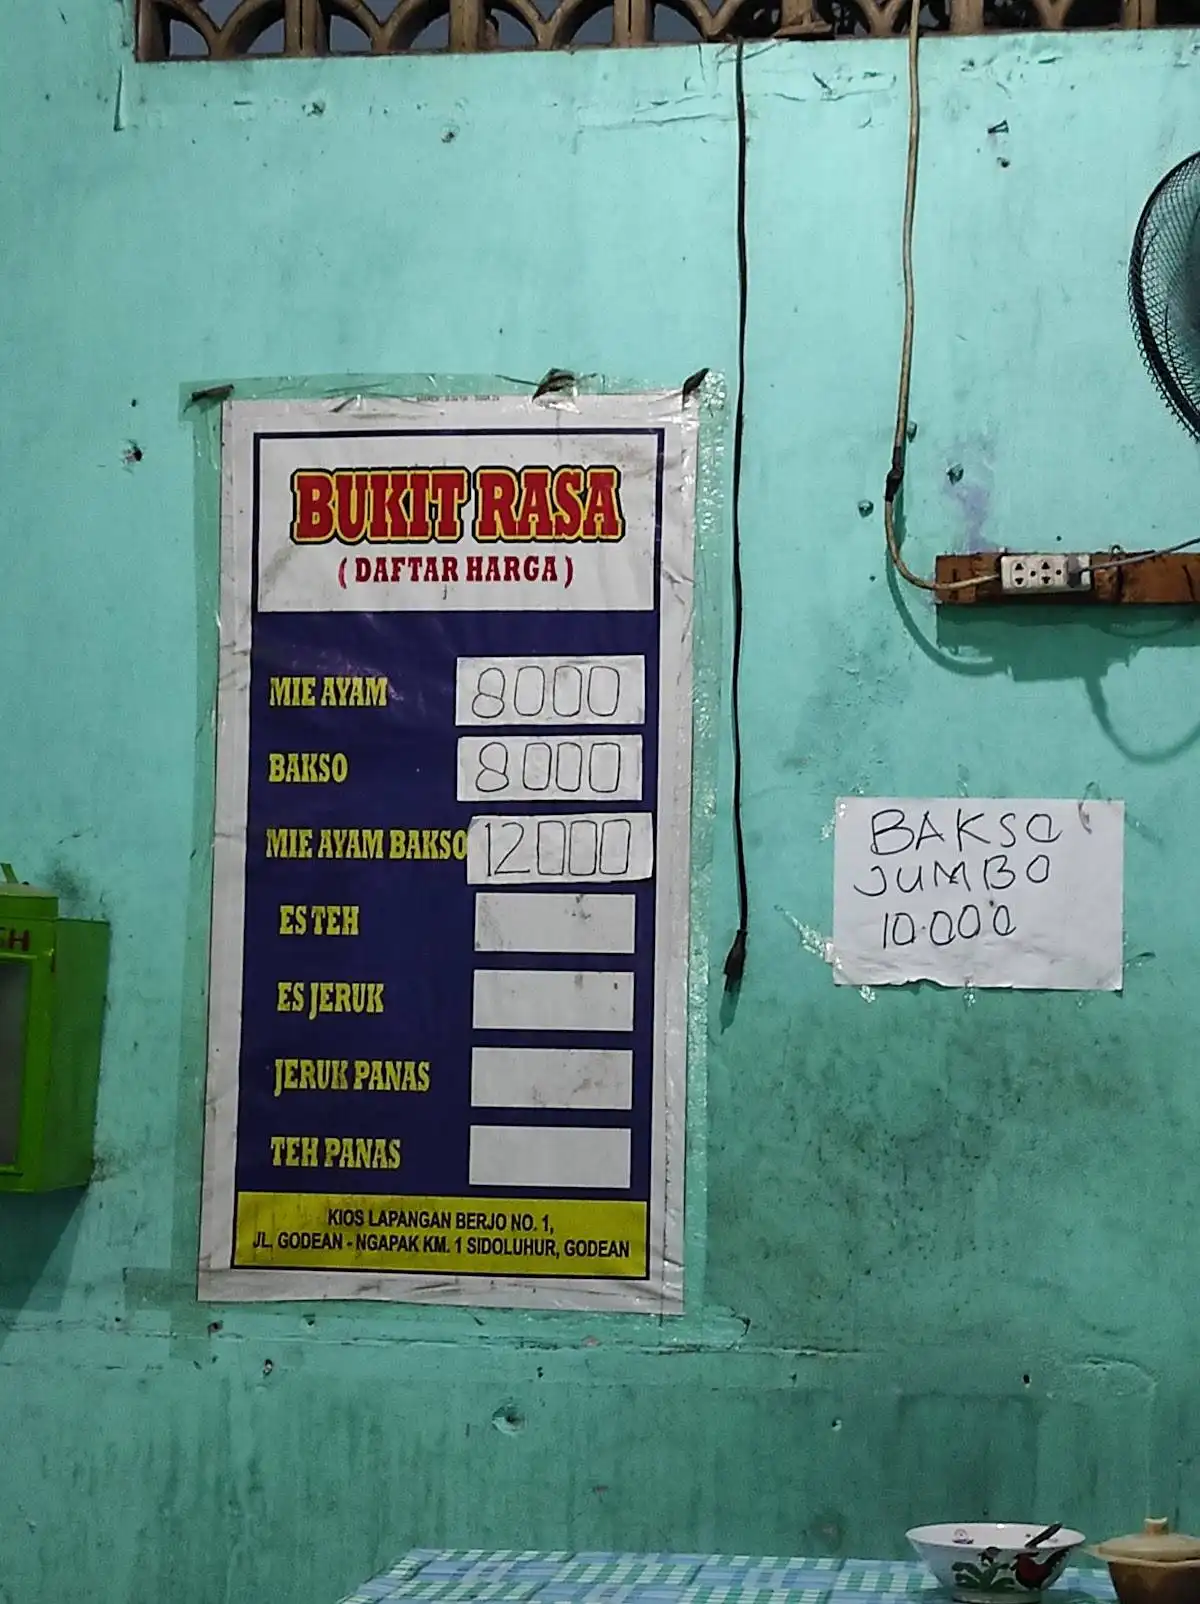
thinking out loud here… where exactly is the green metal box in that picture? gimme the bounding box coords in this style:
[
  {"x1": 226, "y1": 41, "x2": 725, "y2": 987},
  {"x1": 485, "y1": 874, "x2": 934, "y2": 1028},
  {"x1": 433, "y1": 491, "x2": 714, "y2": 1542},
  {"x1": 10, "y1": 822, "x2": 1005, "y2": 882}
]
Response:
[{"x1": 0, "y1": 865, "x2": 110, "y2": 1193}]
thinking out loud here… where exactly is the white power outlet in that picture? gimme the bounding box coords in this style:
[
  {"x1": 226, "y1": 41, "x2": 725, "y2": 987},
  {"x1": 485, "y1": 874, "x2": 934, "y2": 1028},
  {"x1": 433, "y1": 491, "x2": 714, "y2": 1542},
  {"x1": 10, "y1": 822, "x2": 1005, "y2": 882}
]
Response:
[{"x1": 1000, "y1": 554, "x2": 1092, "y2": 594}]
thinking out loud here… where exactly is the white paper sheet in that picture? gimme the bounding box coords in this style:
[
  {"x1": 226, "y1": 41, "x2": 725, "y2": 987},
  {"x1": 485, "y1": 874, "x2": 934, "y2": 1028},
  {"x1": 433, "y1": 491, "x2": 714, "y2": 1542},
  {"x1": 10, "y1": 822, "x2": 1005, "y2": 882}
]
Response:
[
  {"x1": 466, "y1": 812, "x2": 653, "y2": 885},
  {"x1": 456, "y1": 734, "x2": 643, "y2": 804},
  {"x1": 473, "y1": 892, "x2": 637, "y2": 954},
  {"x1": 201, "y1": 392, "x2": 697, "y2": 1313},
  {"x1": 831, "y1": 797, "x2": 1124, "y2": 991},
  {"x1": 455, "y1": 656, "x2": 646, "y2": 727},
  {"x1": 470, "y1": 1046, "x2": 634, "y2": 1110}
]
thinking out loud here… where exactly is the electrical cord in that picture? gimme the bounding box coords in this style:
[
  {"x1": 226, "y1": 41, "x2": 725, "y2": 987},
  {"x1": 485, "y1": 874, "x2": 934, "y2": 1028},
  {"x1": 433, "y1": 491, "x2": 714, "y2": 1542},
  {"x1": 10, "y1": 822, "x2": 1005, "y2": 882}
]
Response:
[
  {"x1": 1089, "y1": 534, "x2": 1200, "y2": 571},
  {"x1": 885, "y1": 0, "x2": 996, "y2": 596},
  {"x1": 887, "y1": 21, "x2": 1197, "y2": 593},
  {"x1": 723, "y1": 38, "x2": 750, "y2": 993}
]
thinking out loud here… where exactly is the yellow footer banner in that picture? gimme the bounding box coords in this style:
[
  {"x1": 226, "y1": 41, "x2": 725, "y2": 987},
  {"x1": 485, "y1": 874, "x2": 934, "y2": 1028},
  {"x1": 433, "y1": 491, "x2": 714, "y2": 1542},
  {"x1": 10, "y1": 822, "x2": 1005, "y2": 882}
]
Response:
[{"x1": 234, "y1": 1192, "x2": 648, "y2": 1277}]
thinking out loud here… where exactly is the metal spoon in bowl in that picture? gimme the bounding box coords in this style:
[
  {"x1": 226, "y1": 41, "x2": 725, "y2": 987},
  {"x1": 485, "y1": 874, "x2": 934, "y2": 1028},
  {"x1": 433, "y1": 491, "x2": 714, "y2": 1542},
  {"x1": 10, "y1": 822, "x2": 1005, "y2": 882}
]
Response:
[{"x1": 1026, "y1": 1525, "x2": 1064, "y2": 1550}]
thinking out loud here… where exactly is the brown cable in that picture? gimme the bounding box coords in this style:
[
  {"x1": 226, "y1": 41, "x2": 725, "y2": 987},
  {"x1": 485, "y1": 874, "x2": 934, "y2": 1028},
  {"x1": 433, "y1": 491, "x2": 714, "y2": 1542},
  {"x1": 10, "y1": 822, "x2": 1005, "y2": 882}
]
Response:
[{"x1": 885, "y1": 0, "x2": 997, "y2": 596}]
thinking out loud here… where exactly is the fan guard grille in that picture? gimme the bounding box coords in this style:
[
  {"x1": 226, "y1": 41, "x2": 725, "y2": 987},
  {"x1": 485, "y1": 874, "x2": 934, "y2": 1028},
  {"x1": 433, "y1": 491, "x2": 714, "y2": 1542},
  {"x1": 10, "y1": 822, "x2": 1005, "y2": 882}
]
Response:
[{"x1": 1129, "y1": 151, "x2": 1200, "y2": 441}]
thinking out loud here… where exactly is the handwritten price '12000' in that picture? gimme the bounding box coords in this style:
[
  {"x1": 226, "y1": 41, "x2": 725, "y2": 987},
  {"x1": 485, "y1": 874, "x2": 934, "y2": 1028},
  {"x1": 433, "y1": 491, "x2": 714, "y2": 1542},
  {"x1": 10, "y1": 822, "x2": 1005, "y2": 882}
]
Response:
[{"x1": 465, "y1": 813, "x2": 654, "y2": 886}]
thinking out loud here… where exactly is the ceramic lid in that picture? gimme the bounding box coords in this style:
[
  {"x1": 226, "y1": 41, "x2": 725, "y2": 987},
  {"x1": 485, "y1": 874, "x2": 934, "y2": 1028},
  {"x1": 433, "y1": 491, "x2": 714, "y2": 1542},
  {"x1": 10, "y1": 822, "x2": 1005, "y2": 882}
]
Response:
[{"x1": 1095, "y1": 1520, "x2": 1200, "y2": 1563}]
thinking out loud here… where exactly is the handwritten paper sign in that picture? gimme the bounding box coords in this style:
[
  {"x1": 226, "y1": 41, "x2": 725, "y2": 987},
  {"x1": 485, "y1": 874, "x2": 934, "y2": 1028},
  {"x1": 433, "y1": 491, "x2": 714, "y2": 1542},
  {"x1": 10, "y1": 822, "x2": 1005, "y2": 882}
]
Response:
[{"x1": 832, "y1": 798, "x2": 1124, "y2": 990}]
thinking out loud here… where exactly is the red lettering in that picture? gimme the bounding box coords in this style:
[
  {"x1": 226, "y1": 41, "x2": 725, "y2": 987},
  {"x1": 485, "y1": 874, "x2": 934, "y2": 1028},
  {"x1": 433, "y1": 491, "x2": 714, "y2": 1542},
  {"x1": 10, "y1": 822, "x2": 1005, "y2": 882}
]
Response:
[
  {"x1": 475, "y1": 469, "x2": 519, "y2": 539},
  {"x1": 373, "y1": 557, "x2": 389, "y2": 582},
  {"x1": 523, "y1": 556, "x2": 539, "y2": 580},
  {"x1": 355, "y1": 557, "x2": 371, "y2": 581},
  {"x1": 581, "y1": 467, "x2": 623, "y2": 539},
  {"x1": 334, "y1": 472, "x2": 370, "y2": 542},
  {"x1": 408, "y1": 470, "x2": 432, "y2": 539},
  {"x1": 553, "y1": 467, "x2": 585, "y2": 539},
  {"x1": 292, "y1": 472, "x2": 335, "y2": 543},
  {"x1": 368, "y1": 472, "x2": 398, "y2": 540},
  {"x1": 299, "y1": 468, "x2": 472, "y2": 544},
  {"x1": 424, "y1": 556, "x2": 439, "y2": 581},
  {"x1": 516, "y1": 468, "x2": 553, "y2": 539},
  {"x1": 541, "y1": 555, "x2": 558, "y2": 582},
  {"x1": 485, "y1": 555, "x2": 502, "y2": 582},
  {"x1": 391, "y1": 556, "x2": 405, "y2": 581},
  {"x1": 431, "y1": 470, "x2": 469, "y2": 539},
  {"x1": 442, "y1": 556, "x2": 459, "y2": 581},
  {"x1": 504, "y1": 555, "x2": 521, "y2": 581},
  {"x1": 467, "y1": 555, "x2": 483, "y2": 581},
  {"x1": 381, "y1": 472, "x2": 411, "y2": 539},
  {"x1": 408, "y1": 557, "x2": 422, "y2": 579}
]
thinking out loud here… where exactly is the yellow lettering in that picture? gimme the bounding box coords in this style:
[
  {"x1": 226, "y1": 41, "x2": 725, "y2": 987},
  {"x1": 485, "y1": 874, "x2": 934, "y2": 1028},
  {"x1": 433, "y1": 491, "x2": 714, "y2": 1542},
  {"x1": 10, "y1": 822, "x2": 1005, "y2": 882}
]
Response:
[
  {"x1": 266, "y1": 828, "x2": 313, "y2": 859},
  {"x1": 268, "y1": 676, "x2": 316, "y2": 707},
  {"x1": 273, "y1": 1061, "x2": 299, "y2": 1098}
]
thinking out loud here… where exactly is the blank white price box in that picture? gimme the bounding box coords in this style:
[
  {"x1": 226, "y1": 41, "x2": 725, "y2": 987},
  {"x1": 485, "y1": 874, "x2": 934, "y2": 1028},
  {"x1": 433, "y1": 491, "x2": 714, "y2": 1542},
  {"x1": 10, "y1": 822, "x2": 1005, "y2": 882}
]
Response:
[
  {"x1": 474, "y1": 892, "x2": 636, "y2": 954},
  {"x1": 469, "y1": 1125, "x2": 631, "y2": 1189},
  {"x1": 471, "y1": 1047, "x2": 634, "y2": 1110},
  {"x1": 472, "y1": 969, "x2": 634, "y2": 1032}
]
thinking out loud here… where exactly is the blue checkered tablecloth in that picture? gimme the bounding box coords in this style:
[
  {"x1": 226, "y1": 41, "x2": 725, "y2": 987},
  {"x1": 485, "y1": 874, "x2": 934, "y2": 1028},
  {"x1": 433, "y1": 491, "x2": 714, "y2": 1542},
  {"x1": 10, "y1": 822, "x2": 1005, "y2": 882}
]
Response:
[{"x1": 339, "y1": 1552, "x2": 1117, "y2": 1604}]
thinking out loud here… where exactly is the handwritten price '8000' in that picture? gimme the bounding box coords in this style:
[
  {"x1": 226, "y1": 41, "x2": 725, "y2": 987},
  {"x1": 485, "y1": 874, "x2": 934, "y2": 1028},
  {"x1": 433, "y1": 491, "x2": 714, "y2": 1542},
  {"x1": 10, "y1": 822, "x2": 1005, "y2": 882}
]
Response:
[
  {"x1": 465, "y1": 813, "x2": 654, "y2": 885},
  {"x1": 455, "y1": 655, "x2": 645, "y2": 728},
  {"x1": 456, "y1": 735, "x2": 643, "y2": 804}
]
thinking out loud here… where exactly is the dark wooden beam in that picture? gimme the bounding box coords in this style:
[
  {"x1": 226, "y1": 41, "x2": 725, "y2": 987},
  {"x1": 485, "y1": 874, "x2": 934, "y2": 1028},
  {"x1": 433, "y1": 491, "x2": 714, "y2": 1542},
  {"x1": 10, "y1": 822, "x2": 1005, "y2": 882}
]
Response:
[{"x1": 934, "y1": 551, "x2": 1200, "y2": 605}]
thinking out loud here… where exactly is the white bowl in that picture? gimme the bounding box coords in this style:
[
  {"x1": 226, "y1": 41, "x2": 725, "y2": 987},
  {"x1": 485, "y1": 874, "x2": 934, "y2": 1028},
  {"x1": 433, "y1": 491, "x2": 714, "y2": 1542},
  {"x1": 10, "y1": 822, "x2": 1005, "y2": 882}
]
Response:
[{"x1": 907, "y1": 1524, "x2": 1086, "y2": 1600}]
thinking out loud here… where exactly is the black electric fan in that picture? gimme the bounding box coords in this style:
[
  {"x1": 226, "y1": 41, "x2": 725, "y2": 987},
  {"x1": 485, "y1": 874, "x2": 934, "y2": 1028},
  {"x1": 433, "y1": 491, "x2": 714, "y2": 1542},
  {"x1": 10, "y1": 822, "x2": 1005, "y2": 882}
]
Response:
[{"x1": 1129, "y1": 151, "x2": 1200, "y2": 440}]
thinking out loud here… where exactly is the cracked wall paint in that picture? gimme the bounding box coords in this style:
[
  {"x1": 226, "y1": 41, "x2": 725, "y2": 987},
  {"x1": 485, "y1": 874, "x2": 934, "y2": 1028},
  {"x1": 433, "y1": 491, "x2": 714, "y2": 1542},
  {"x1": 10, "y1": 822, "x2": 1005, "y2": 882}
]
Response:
[{"x1": 2, "y1": 15, "x2": 1200, "y2": 1604}]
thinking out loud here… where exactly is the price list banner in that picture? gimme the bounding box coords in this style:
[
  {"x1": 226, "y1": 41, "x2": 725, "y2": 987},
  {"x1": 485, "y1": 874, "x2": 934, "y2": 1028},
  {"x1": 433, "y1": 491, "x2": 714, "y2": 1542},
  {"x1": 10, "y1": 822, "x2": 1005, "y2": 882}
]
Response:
[{"x1": 199, "y1": 393, "x2": 698, "y2": 1311}]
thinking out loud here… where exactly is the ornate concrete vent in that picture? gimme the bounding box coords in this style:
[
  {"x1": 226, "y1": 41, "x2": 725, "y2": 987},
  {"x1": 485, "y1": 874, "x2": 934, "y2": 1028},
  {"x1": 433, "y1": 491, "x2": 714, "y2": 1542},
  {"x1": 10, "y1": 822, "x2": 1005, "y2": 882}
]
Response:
[{"x1": 136, "y1": 0, "x2": 1192, "y2": 54}]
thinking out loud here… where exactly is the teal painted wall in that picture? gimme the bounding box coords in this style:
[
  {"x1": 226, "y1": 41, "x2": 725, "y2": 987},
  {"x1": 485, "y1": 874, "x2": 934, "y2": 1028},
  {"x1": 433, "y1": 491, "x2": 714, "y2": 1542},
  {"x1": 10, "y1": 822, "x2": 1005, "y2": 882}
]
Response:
[{"x1": 4, "y1": 7, "x2": 1200, "y2": 1601}]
